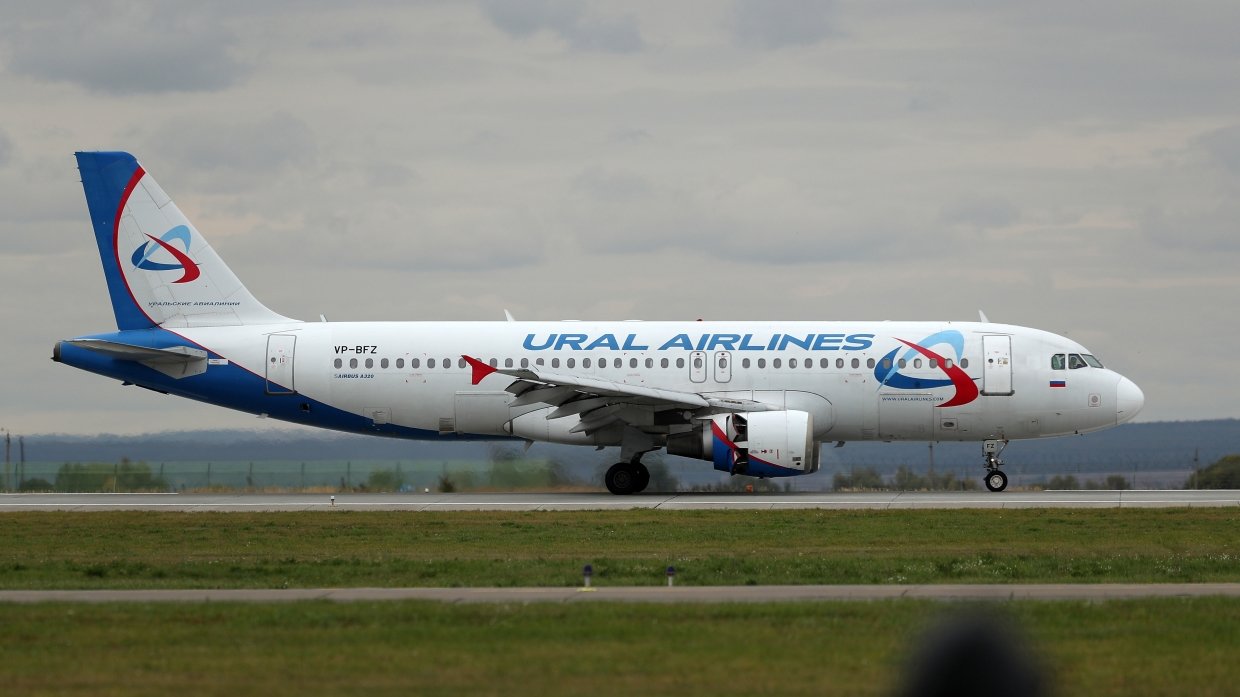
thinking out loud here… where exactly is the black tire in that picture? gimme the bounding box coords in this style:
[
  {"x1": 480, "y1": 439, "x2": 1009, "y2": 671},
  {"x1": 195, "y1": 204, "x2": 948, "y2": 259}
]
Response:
[
  {"x1": 605, "y1": 463, "x2": 637, "y2": 495},
  {"x1": 984, "y1": 470, "x2": 1008, "y2": 492},
  {"x1": 633, "y1": 463, "x2": 650, "y2": 493}
]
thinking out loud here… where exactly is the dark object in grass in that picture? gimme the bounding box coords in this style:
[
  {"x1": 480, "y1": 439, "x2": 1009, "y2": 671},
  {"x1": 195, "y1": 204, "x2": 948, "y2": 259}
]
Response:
[{"x1": 896, "y1": 611, "x2": 1046, "y2": 697}]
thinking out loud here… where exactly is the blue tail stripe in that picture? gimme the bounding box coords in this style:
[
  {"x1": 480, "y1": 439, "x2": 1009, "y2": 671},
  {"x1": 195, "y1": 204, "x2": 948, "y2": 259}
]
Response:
[{"x1": 75, "y1": 151, "x2": 153, "y2": 331}]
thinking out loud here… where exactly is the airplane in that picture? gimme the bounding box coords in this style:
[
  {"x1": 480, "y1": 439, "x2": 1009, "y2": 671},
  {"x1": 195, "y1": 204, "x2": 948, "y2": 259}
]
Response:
[{"x1": 54, "y1": 151, "x2": 1145, "y2": 494}]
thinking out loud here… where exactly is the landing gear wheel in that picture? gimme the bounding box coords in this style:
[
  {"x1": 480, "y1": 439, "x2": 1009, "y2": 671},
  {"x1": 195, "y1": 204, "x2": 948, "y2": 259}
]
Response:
[
  {"x1": 984, "y1": 470, "x2": 1009, "y2": 492},
  {"x1": 605, "y1": 463, "x2": 638, "y2": 495},
  {"x1": 633, "y1": 463, "x2": 650, "y2": 493}
]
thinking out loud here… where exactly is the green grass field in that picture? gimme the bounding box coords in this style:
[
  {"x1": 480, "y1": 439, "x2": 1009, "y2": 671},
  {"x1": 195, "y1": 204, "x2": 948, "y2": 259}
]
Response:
[
  {"x1": 1, "y1": 508, "x2": 1235, "y2": 588},
  {"x1": 1, "y1": 598, "x2": 1236, "y2": 696}
]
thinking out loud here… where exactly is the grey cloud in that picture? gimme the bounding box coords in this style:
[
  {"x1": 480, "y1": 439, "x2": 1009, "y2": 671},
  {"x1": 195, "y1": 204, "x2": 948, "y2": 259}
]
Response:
[
  {"x1": 732, "y1": 0, "x2": 837, "y2": 49},
  {"x1": 1141, "y1": 203, "x2": 1240, "y2": 254},
  {"x1": 5, "y1": 4, "x2": 247, "y2": 94},
  {"x1": 1195, "y1": 124, "x2": 1240, "y2": 177},
  {"x1": 0, "y1": 130, "x2": 12, "y2": 166},
  {"x1": 939, "y1": 196, "x2": 1020, "y2": 230},
  {"x1": 143, "y1": 113, "x2": 316, "y2": 191},
  {"x1": 479, "y1": 0, "x2": 643, "y2": 53}
]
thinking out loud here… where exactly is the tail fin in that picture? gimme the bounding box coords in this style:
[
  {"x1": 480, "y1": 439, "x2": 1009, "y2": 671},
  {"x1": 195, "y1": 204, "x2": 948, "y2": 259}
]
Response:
[{"x1": 75, "y1": 151, "x2": 295, "y2": 329}]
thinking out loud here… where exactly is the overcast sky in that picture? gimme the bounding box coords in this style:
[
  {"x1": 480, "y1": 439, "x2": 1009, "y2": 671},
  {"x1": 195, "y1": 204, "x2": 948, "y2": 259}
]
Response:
[{"x1": 2, "y1": 0, "x2": 1238, "y2": 435}]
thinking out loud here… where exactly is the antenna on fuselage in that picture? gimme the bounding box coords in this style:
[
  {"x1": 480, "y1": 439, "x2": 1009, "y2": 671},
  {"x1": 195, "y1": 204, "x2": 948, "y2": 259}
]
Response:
[
  {"x1": 978, "y1": 310, "x2": 990, "y2": 323},
  {"x1": 504, "y1": 309, "x2": 516, "y2": 322}
]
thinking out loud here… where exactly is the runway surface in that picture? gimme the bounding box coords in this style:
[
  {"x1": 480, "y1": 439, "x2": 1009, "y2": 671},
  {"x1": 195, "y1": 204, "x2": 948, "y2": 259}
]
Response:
[
  {"x1": 1, "y1": 584, "x2": 1237, "y2": 604},
  {"x1": 0, "y1": 490, "x2": 1236, "y2": 511}
]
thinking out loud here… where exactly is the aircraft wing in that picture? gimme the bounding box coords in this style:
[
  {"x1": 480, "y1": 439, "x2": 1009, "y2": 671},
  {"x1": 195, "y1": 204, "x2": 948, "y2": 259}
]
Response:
[{"x1": 462, "y1": 355, "x2": 773, "y2": 435}]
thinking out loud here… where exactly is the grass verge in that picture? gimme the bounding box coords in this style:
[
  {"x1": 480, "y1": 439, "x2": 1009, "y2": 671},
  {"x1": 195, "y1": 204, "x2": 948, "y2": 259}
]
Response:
[
  {"x1": 0, "y1": 598, "x2": 1236, "y2": 696},
  {"x1": 0, "y1": 508, "x2": 1235, "y2": 588}
]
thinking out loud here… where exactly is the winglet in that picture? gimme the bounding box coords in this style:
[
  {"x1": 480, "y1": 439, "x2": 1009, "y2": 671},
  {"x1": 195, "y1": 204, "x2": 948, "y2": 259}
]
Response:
[{"x1": 462, "y1": 355, "x2": 498, "y2": 385}]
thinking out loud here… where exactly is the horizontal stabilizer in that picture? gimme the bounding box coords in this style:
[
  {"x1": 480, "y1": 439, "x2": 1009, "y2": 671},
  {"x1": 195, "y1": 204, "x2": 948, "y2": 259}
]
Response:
[{"x1": 65, "y1": 339, "x2": 208, "y2": 379}]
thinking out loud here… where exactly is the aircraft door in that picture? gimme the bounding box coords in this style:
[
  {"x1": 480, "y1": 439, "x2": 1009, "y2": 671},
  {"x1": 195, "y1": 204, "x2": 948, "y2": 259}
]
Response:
[
  {"x1": 714, "y1": 351, "x2": 732, "y2": 383},
  {"x1": 690, "y1": 351, "x2": 707, "y2": 383},
  {"x1": 265, "y1": 334, "x2": 296, "y2": 394},
  {"x1": 982, "y1": 335, "x2": 1014, "y2": 396}
]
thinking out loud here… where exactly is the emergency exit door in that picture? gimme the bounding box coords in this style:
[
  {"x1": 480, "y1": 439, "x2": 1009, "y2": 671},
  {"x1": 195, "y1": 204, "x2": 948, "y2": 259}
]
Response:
[{"x1": 981, "y1": 335, "x2": 1013, "y2": 396}]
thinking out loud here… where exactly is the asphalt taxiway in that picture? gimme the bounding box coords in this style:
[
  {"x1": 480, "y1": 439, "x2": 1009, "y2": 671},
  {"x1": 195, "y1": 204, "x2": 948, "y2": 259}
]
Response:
[{"x1": 0, "y1": 490, "x2": 1236, "y2": 511}]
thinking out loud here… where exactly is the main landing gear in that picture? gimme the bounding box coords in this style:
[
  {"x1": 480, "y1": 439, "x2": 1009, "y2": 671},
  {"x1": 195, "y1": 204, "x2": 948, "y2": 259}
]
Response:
[
  {"x1": 605, "y1": 460, "x2": 650, "y2": 495},
  {"x1": 982, "y1": 439, "x2": 1009, "y2": 492}
]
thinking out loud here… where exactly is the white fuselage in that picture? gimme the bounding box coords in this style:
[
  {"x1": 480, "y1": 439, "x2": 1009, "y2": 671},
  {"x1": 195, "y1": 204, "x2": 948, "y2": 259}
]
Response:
[{"x1": 163, "y1": 319, "x2": 1137, "y2": 445}]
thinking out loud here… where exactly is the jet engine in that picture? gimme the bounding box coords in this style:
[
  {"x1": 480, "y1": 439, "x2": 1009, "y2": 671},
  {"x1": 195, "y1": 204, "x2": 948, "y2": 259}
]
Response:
[{"x1": 667, "y1": 410, "x2": 819, "y2": 477}]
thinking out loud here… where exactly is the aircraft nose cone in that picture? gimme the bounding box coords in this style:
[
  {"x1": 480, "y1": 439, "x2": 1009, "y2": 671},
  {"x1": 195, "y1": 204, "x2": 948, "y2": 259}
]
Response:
[{"x1": 1116, "y1": 376, "x2": 1144, "y2": 424}]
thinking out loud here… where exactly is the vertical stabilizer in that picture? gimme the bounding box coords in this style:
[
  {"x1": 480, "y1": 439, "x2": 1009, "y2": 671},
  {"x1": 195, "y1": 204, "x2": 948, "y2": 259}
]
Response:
[{"x1": 75, "y1": 151, "x2": 295, "y2": 329}]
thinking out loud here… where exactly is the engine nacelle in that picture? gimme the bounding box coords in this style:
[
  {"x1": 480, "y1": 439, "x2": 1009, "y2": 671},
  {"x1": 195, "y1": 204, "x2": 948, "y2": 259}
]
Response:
[{"x1": 667, "y1": 410, "x2": 819, "y2": 478}]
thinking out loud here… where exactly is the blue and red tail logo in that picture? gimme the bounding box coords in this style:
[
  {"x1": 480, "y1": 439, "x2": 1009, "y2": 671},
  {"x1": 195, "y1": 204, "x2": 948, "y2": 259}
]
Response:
[
  {"x1": 874, "y1": 330, "x2": 979, "y2": 407},
  {"x1": 130, "y1": 225, "x2": 200, "y2": 283}
]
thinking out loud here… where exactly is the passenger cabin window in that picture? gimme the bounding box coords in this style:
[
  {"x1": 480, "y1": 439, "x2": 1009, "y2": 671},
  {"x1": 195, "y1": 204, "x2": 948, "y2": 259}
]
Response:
[
  {"x1": 742, "y1": 358, "x2": 751, "y2": 369},
  {"x1": 630, "y1": 358, "x2": 638, "y2": 369},
  {"x1": 365, "y1": 358, "x2": 374, "y2": 369},
  {"x1": 772, "y1": 358, "x2": 781, "y2": 369},
  {"x1": 380, "y1": 358, "x2": 389, "y2": 369},
  {"x1": 660, "y1": 358, "x2": 669, "y2": 368},
  {"x1": 350, "y1": 358, "x2": 359, "y2": 369},
  {"x1": 551, "y1": 358, "x2": 560, "y2": 368},
  {"x1": 334, "y1": 358, "x2": 342, "y2": 369},
  {"x1": 676, "y1": 358, "x2": 685, "y2": 369},
  {"x1": 851, "y1": 358, "x2": 860, "y2": 369},
  {"x1": 567, "y1": 358, "x2": 576, "y2": 368},
  {"x1": 411, "y1": 358, "x2": 420, "y2": 369},
  {"x1": 646, "y1": 358, "x2": 654, "y2": 368},
  {"x1": 836, "y1": 358, "x2": 844, "y2": 369},
  {"x1": 867, "y1": 358, "x2": 876, "y2": 369},
  {"x1": 789, "y1": 358, "x2": 797, "y2": 368},
  {"x1": 520, "y1": 358, "x2": 529, "y2": 368},
  {"x1": 757, "y1": 358, "x2": 766, "y2": 369},
  {"x1": 1051, "y1": 354, "x2": 1066, "y2": 370},
  {"x1": 505, "y1": 358, "x2": 514, "y2": 368},
  {"x1": 1069, "y1": 353, "x2": 1087, "y2": 370},
  {"x1": 820, "y1": 358, "x2": 828, "y2": 369},
  {"x1": 396, "y1": 358, "x2": 405, "y2": 369},
  {"x1": 583, "y1": 358, "x2": 591, "y2": 369}
]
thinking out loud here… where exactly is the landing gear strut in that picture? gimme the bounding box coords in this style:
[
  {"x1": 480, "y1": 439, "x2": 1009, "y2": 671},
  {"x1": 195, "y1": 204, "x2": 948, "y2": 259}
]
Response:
[
  {"x1": 982, "y1": 439, "x2": 1009, "y2": 492},
  {"x1": 605, "y1": 460, "x2": 650, "y2": 495}
]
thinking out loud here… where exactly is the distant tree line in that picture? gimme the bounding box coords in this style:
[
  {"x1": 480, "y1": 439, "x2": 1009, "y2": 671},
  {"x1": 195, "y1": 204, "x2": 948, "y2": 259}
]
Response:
[
  {"x1": 19, "y1": 459, "x2": 167, "y2": 493},
  {"x1": 1184, "y1": 454, "x2": 1240, "y2": 489}
]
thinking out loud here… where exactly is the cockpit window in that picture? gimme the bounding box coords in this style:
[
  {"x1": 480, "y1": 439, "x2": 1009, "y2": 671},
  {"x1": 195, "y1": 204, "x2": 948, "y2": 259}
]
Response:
[
  {"x1": 1082, "y1": 354, "x2": 1104, "y2": 368},
  {"x1": 1068, "y1": 354, "x2": 1088, "y2": 369},
  {"x1": 1051, "y1": 354, "x2": 1066, "y2": 370}
]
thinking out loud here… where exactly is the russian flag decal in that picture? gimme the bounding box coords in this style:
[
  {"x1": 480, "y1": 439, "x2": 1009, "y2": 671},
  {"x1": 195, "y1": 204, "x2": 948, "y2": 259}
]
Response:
[{"x1": 1049, "y1": 380, "x2": 1066, "y2": 388}]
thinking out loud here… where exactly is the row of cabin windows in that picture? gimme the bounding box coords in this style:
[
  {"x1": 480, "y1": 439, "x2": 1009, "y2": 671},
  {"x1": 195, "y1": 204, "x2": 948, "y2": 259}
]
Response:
[
  {"x1": 1050, "y1": 353, "x2": 1104, "y2": 370},
  {"x1": 332, "y1": 355, "x2": 970, "y2": 372}
]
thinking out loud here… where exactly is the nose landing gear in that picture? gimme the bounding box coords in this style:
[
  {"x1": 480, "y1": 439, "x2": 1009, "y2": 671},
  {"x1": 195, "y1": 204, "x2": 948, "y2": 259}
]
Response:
[{"x1": 983, "y1": 439, "x2": 1009, "y2": 492}]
